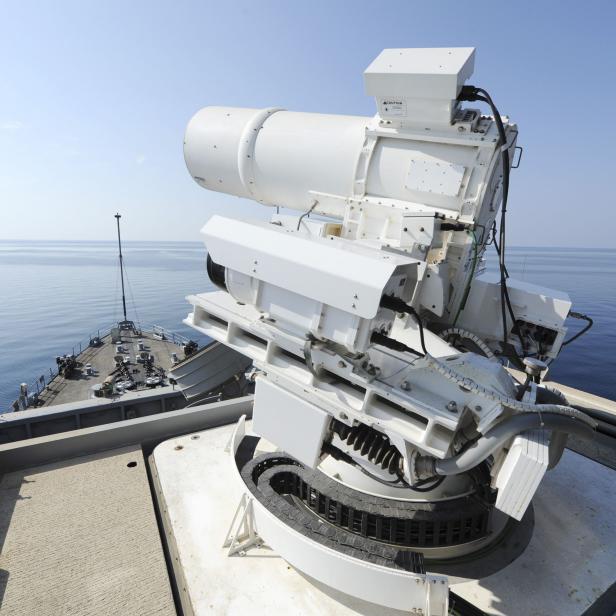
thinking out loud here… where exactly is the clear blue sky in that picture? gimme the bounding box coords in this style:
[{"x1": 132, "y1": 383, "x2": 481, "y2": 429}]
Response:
[{"x1": 1, "y1": 0, "x2": 615, "y2": 246}]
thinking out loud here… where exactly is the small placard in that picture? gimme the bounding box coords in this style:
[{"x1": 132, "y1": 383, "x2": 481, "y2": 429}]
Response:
[{"x1": 378, "y1": 97, "x2": 407, "y2": 117}]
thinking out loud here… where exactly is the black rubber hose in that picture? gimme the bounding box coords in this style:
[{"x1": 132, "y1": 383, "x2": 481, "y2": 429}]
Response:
[{"x1": 562, "y1": 312, "x2": 594, "y2": 346}]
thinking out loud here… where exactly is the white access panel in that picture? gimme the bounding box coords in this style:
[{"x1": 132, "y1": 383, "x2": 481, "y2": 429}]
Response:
[
  {"x1": 405, "y1": 159, "x2": 466, "y2": 197},
  {"x1": 202, "y1": 215, "x2": 418, "y2": 319},
  {"x1": 252, "y1": 377, "x2": 329, "y2": 468},
  {"x1": 494, "y1": 430, "x2": 549, "y2": 520}
]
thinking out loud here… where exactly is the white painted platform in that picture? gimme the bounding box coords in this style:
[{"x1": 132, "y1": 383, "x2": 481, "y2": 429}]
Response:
[{"x1": 151, "y1": 422, "x2": 616, "y2": 615}]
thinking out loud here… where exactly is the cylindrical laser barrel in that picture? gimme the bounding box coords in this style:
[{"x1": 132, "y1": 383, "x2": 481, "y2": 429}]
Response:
[
  {"x1": 184, "y1": 106, "x2": 368, "y2": 211},
  {"x1": 184, "y1": 106, "x2": 496, "y2": 214}
]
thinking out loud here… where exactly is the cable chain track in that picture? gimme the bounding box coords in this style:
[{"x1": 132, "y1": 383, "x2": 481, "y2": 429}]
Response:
[{"x1": 240, "y1": 451, "x2": 494, "y2": 573}]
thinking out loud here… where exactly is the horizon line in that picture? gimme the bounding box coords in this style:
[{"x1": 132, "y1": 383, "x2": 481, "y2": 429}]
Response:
[{"x1": 0, "y1": 238, "x2": 615, "y2": 251}]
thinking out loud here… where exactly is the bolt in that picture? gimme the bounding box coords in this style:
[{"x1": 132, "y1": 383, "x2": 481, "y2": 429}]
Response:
[
  {"x1": 475, "y1": 405, "x2": 482, "y2": 412},
  {"x1": 446, "y1": 401, "x2": 458, "y2": 413},
  {"x1": 401, "y1": 380, "x2": 411, "y2": 391},
  {"x1": 339, "y1": 412, "x2": 348, "y2": 420},
  {"x1": 337, "y1": 360, "x2": 347, "y2": 369}
]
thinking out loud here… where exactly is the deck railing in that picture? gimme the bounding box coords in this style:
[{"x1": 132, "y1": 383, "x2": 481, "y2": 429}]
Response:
[{"x1": 9, "y1": 323, "x2": 192, "y2": 412}]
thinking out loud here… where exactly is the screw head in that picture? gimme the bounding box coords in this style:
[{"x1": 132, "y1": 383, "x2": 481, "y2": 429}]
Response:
[{"x1": 446, "y1": 401, "x2": 458, "y2": 413}]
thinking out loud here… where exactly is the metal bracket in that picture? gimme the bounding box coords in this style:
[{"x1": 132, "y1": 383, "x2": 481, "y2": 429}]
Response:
[
  {"x1": 223, "y1": 493, "x2": 261, "y2": 556},
  {"x1": 512, "y1": 146, "x2": 523, "y2": 169},
  {"x1": 225, "y1": 413, "x2": 247, "y2": 454}
]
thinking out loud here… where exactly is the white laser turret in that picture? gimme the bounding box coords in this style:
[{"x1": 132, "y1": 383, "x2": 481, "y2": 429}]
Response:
[{"x1": 180, "y1": 48, "x2": 596, "y2": 614}]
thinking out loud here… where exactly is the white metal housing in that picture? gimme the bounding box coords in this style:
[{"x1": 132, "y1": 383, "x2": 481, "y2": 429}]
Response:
[
  {"x1": 364, "y1": 47, "x2": 475, "y2": 124},
  {"x1": 182, "y1": 47, "x2": 577, "y2": 542}
]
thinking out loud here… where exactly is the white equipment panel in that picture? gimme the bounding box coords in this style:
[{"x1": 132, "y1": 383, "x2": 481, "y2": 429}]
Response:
[
  {"x1": 202, "y1": 215, "x2": 419, "y2": 320},
  {"x1": 405, "y1": 159, "x2": 466, "y2": 197},
  {"x1": 494, "y1": 430, "x2": 549, "y2": 520},
  {"x1": 253, "y1": 377, "x2": 329, "y2": 468}
]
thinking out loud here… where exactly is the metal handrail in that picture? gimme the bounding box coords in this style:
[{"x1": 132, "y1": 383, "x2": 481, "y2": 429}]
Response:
[{"x1": 10, "y1": 322, "x2": 193, "y2": 412}]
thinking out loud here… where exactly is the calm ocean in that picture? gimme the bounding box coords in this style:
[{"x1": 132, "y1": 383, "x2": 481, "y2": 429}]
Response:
[{"x1": 0, "y1": 240, "x2": 614, "y2": 410}]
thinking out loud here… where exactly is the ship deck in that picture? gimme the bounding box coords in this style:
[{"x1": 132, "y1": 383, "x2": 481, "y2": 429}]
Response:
[
  {"x1": 0, "y1": 445, "x2": 176, "y2": 615},
  {"x1": 36, "y1": 329, "x2": 183, "y2": 408},
  {"x1": 0, "y1": 378, "x2": 614, "y2": 614}
]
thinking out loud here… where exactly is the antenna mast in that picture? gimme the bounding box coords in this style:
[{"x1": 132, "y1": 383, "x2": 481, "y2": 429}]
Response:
[{"x1": 114, "y1": 213, "x2": 128, "y2": 324}]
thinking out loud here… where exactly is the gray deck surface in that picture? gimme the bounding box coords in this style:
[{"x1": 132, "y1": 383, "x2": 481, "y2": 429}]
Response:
[
  {"x1": 0, "y1": 446, "x2": 175, "y2": 615},
  {"x1": 38, "y1": 330, "x2": 181, "y2": 408}
]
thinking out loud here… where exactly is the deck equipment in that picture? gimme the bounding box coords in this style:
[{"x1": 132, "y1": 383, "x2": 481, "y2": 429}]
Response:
[{"x1": 180, "y1": 48, "x2": 597, "y2": 614}]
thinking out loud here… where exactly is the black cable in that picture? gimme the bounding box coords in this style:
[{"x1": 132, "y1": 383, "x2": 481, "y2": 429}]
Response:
[
  {"x1": 459, "y1": 86, "x2": 524, "y2": 367},
  {"x1": 407, "y1": 305, "x2": 428, "y2": 356},
  {"x1": 407, "y1": 475, "x2": 446, "y2": 492},
  {"x1": 324, "y1": 442, "x2": 409, "y2": 488},
  {"x1": 491, "y1": 217, "x2": 527, "y2": 360},
  {"x1": 328, "y1": 443, "x2": 445, "y2": 491},
  {"x1": 370, "y1": 331, "x2": 424, "y2": 358},
  {"x1": 490, "y1": 220, "x2": 509, "y2": 275},
  {"x1": 378, "y1": 296, "x2": 428, "y2": 356},
  {"x1": 562, "y1": 311, "x2": 594, "y2": 346},
  {"x1": 358, "y1": 465, "x2": 407, "y2": 487}
]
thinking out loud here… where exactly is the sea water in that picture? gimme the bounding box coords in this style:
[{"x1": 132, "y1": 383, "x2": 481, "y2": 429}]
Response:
[{"x1": 0, "y1": 240, "x2": 614, "y2": 410}]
